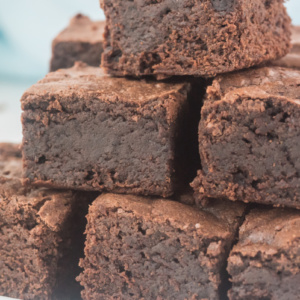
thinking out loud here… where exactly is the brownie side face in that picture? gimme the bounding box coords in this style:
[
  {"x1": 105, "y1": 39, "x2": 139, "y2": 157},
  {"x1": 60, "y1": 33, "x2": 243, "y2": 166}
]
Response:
[
  {"x1": 0, "y1": 145, "x2": 89, "y2": 300},
  {"x1": 77, "y1": 193, "x2": 246, "y2": 300},
  {"x1": 228, "y1": 208, "x2": 300, "y2": 300},
  {"x1": 22, "y1": 63, "x2": 191, "y2": 197},
  {"x1": 50, "y1": 14, "x2": 105, "y2": 71},
  {"x1": 100, "y1": 0, "x2": 290, "y2": 77},
  {"x1": 191, "y1": 67, "x2": 300, "y2": 209}
]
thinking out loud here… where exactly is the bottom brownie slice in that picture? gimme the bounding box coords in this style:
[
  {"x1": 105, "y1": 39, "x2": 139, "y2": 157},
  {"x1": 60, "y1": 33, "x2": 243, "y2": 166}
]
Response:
[
  {"x1": 227, "y1": 207, "x2": 300, "y2": 300},
  {"x1": 0, "y1": 144, "x2": 94, "y2": 300},
  {"x1": 77, "y1": 193, "x2": 247, "y2": 299}
]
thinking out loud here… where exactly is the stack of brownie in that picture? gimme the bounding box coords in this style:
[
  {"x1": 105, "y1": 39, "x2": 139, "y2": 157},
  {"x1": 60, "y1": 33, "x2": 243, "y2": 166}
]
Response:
[{"x1": 1, "y1": 1, "x2": 300, "y2": 299}]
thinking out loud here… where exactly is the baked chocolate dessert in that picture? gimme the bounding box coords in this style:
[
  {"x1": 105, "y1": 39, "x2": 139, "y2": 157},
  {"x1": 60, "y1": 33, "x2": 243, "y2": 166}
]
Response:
[
  {"x1": 192, "y1": 67, "x2": 300, "y2": 209},
  {"x1": 0, "y1": 144, "x2": 92, "y2": 300},
  {"x1": 22, "y1": 62, "x2": 194, "y2": 197},
  {"x1": 50, "y1": 14, "x2": 105, "y2": 71},
  {"x1": 77, "y1": 193, "x2": 247, "y2": 300},
  {"x1": 100, "y1": 0, "x2": 290, "y2": 78},
  {"x1": 272, "y1": 26, "x2": 300, "y2": 69},
  {"x1": 228, "y1": 207, "x2": 300, "y2": 299}
]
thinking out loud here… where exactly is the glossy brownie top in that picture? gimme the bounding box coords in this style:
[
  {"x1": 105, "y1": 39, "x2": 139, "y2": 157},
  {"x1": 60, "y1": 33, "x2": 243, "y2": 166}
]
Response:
[
  {"x1": 207, "y1": 67, "x2": 300, "y2": 102},
  {"x1": 21, "y1": 62, "x2": 189, "y2": 116},
  {"x1": 232, "y1": 208, "x2": 300, "y2": 255},
  {"x1": 55, "y1": 14, "x2": 105, "y2": 44},
  {"x1": 92, "y1": 193, "x2": 246, "y2": 239}
]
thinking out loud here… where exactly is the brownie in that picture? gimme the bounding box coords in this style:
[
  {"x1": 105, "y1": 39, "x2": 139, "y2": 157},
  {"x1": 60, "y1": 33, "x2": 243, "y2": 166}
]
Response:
[
  {"x1": 50, "y1": 14, "x2": 105, "y2": 71},
  {"x1": 228, "y1": 207, "x2": 300, "y2": 300},
  {"x1": 191, "y1": 67, "x2": 300, "y2": 209},
  {"x1": 0, "y1": 143, "x2": 22, "y2": 178},
  {"x1": 77, "y1": 193, "x2": 247, "y2": 300},
  {"x1": 272, "y1": 53, "x2": 300, "y2": 69},
  {"x1": 22, "y1": 62, "x2": 194, "y2": 197},
  {"x1": 272, "y1": 26, "x2": 300, "y2": 69},
  {"x1": 100, "y1": 0, "x2": 290, "y2": 78},
  {"x1": 0, "y1": 144, "x2": 93, "y2": 300}
]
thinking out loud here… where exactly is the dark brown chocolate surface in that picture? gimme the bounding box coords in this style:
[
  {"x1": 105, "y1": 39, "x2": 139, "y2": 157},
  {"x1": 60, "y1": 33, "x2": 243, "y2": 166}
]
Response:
[
  {"x1": 228, "y1": 207, "x2": 300, "y2": 300},
  {"x1": 192, "y1": 66, "x2": 300, "y2": 209},
  {"x1": 0, "y1": 144, "x2": 91, "y2": 300},
  {"x1": 22, "y1": 63, "x2": 193, "y2": 197},
  {"x1": 77, "y1": 193, "x2": 246, "y2": 300},
  {"x1": 50, "y1": 14, "x2": 105, "y2": 71},
  {"x1": 100, "y1": 0, "x2": 290, "y2": 78}
]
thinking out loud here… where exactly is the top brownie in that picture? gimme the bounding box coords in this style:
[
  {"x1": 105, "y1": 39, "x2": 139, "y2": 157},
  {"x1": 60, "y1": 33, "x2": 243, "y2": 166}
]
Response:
[
  {"x1": 22, "y1": 63, "x2": 192, "y2": 197},
  {"x1": 50, "y1": 14, "x2": 105, "y2": 71},
  {"x1": 191, "y1": 66, "x2": 300, "y2": 209},
  {"x1": 100, "y1": 0, "x2": 290, "y2": 78}
]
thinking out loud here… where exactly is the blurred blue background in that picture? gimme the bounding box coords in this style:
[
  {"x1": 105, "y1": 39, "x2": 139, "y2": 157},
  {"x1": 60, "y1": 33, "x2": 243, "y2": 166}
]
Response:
[{"x1": 0, "y1": 0, "x2": 299, "y2": 142}]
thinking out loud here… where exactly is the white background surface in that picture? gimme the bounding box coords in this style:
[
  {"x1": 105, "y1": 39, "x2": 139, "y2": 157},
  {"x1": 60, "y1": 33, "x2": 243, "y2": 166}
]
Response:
[{"x1": 0, "y1": 0, "x2": 299, "y2": 143}]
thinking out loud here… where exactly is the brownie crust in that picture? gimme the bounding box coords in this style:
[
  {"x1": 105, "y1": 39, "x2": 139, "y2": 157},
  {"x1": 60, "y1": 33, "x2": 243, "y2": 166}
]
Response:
[
  {"x1": 77, "y1": 193, "x2": 246, "y2": 299},
  {"x1": 191, "y1": 67, "x2": 300, "y2": 209},
  {"x1": 100, "y1": 0, "x2": 290, "y2": 77},
  {"x1": 22, "y1": 63, "x2": 191, "y2": 197},
  {"x1": 50, "y1": 14, "x2": 105, "y2": 71},
  {"x1": 228, "y1": 208, "x2": 300, "y2": 300}
]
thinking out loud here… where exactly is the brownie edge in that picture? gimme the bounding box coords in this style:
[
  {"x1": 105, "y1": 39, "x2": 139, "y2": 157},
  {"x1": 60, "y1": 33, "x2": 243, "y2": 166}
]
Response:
[
  {"x1": 228, "y1": 208, "x2": 300, "y2": 300},
  {"x1": 192, "y1": 67, "x2": 300, "y2": 209}
]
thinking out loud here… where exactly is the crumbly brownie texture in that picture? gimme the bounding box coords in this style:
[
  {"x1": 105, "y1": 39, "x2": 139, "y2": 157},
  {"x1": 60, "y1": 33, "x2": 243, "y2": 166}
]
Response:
[
  {"x1": 77, "y1": 193, "x2": 246, "y2": 300},
  {"x1": 50, "y1": 14, "x2": 105, "y2": 71},
  {"x1": 191, "y1": 67, "x2": 300, "y2": 209},
  {"x1": 22, "y1": 63, "x2": 192, "y2": 197},
  {"x1": 100, "y1": 0, "x2": 290, "y2": 78},
  {"x1": 0, "y1": 145, "x2": 91, "y2": 300},
  {"x1": 228, "y1": 208, "x2": 300, "y2": 300},
  {"x1": 272, "y1": 26, "x2": 300, "y2": 69}
]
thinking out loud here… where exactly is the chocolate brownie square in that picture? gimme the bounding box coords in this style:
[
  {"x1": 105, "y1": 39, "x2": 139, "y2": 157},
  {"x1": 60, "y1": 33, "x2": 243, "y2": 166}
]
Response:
[
  {"x1": 22, "y1": 62, "x2": 193, "y2": 197},
  {"x1": 77, "y1": 193, "x2": 247, "y2": 300},
  {"x1": 100, "y1": 0, "x2": 290, "y2": 78},
  {"x1": 50, "y1": 14, "x2": 105, "y2": 71},
  {"x1": 191, "y1": 67, "x2": 300, "y2": 209},
  {"x1": 272, "y1": 26, "x2": 300, "y2": 69},
  {"x1": 0, "y1": 144, "x2": 93, "y2": 300},
  {"x1": 228, "y1": 207, "x2": 300, "y2": 300}
]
